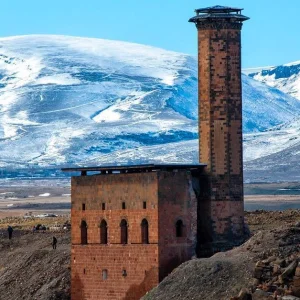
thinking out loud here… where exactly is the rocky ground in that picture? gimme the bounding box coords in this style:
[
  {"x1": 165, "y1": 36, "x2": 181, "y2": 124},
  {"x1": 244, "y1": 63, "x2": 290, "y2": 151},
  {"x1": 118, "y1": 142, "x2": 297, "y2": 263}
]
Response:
[
  {"x1": 245, "y1": 210, "x2": 300, "y2": 232},
  {"x1": 143, "y1": 210, "x2": 300, "y2": 300},
  {"x1": 0, "y1": 210, "x2": 299, "y2": 300}
]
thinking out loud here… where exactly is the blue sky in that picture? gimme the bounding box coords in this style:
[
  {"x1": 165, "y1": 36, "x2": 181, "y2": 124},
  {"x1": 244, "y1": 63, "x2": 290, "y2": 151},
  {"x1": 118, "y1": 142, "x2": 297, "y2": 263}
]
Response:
[{"x1": 1, "y1": 0, "x2": 299, "y2": 68}]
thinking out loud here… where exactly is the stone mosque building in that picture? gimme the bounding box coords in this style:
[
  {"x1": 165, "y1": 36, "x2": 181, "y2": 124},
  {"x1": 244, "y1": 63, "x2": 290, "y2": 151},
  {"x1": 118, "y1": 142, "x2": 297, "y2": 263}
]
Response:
[{"x1": 63, "y1": 5, "x2": 249, "y2": 300}]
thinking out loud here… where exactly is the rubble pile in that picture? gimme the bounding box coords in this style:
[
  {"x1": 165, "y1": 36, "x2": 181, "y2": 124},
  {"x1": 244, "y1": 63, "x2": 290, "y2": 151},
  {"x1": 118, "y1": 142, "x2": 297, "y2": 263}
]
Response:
[
  {"x1": 233, "y1": 224, "x2": 300, "y2": 300},
  {"x1": 144, "y1": 211, "x2": 300, "y2": 300}
]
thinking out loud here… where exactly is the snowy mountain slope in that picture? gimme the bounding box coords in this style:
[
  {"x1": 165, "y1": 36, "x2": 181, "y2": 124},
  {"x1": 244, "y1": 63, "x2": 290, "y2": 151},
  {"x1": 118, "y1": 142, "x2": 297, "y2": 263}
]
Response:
[
  {"x1": 242, "y1": 76, "x2": 300, "y2": 131},
  {"x1": 0, "y1": 35, "x2": 299, "y2": 180},
  {"x1": 244, "y1": 118, "x2": 300, "y2": 162},
  {"x1": 242, "y1": 117, "x2": 300, "y2": 182},
  {"x1": 244, "y1": 136, "x2": 300, "y2": 183},
  {"x1": 248, "y1": 61, "x2": 300, "y2": 100},
  {"x1": 0, "y1": 35, "x2": 198, "y2": 168}
]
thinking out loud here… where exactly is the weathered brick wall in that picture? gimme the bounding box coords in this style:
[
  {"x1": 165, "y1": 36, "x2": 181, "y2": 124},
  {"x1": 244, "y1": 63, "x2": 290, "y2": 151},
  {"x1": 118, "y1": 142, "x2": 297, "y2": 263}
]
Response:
[
  {"x1": 197, "y1": 25, "x2": 245, "y2": 248},
  {"x1": 71, "y1": 173, "x2": 159, "y2": 245},
  {"x1": 71, "y1": 245, "x2": 159, "y2": 300},
  {"x1": 71, "y1": 170, "x2": 200, "y2": 299},
  {"x1": 157, "y1": 171, "x2": 197, "y2": 279},
  {"x1": 71, "y1": 173, "x2": 160, "y2": 300}
]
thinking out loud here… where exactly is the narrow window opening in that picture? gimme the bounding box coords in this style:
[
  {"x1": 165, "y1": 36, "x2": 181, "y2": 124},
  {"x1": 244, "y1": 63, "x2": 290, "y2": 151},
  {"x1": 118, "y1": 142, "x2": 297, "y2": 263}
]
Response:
[
  {"x1": 176, "y1": 220, "x2": 184, "y2": 238},
  {"x1": 120, "y1": 219, "x2": 128, "y2": 244},
  {"x1": 141, "y1": 219, "x2": 149, "y2": 244},
  {"x1": 102, "y1": 203, "x2": 106, "y2": 210},
  {"x1": 82, "y1": 203, "x2": 86, "y2": 211},
  {"x1": 100, "y1": 220, "x2": 108, "y2": 244},
  {"x1": 81, "y1": 220, "x2": 88, "y2": 244},
  {"x1": 83, "y1": 268, "x2": 86, "y2": 274},
  {"x1": 102, "y1": 269, "x2": 108, "y2": 280},
  {"x1": 122, "y1": 269, "x2": 127, "y2": 277},
  {"x1": 122, "y1": 202, "x2": 126, "y2": 210},
  {"x1": 143, "y1": 202, "x2": 147, "y2": 209}
]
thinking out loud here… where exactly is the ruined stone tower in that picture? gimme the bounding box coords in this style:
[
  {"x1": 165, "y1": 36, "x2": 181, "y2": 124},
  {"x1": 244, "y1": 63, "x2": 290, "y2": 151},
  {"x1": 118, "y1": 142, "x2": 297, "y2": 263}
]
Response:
[{"x1": 189, "y1": 6, "x2": 249, "y2": 252}]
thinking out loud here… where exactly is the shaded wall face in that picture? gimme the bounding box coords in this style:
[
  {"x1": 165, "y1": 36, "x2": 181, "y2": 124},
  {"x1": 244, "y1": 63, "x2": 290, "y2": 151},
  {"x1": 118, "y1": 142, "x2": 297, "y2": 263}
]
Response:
[
  {"x1": 157, "y1": 171, "x2": 198, "y2": 280},
  {"x1": 71, "y1": 173, "x2": 159, "y2": 300},
  {"x1": 197, "y1": 26, "x2": 244, "y2": 246}
]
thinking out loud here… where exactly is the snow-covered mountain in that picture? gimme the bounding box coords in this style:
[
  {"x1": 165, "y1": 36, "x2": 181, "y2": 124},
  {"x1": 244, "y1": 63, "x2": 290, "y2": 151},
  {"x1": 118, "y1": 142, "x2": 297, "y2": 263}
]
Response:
[
  {"x1": 244, "y1": 60, "x2": 300, "y2": 181},
  {"x1": 0, "y1": 35, "x2": 300, "y2": 182},
  {"x1": 244, "y1": 117, "x2": 300, "y2": 182},
  {"x1": 247, "y1": 61, "x2": 300, "y2": 100}
]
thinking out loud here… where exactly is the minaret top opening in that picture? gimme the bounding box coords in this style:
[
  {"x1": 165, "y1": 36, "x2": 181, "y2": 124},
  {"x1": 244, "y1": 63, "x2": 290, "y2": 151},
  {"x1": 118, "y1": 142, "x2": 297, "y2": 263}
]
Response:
[{"x1": 189, "y1": 5, "x2": 249, "y2": 24}]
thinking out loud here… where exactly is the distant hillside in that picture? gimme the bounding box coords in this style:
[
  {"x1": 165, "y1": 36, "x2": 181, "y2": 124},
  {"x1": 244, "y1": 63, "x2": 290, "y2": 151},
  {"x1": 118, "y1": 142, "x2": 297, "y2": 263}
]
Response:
[{"x1": 0, "y1": 35, "x2": 300, "y2": 182}]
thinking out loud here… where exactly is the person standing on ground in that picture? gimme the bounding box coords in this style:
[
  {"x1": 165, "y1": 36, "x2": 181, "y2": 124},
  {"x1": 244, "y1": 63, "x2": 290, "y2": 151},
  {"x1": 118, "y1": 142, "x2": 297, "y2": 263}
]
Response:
[
  {"x1": 52, "y1": 236, "x2": 57, "y2": 249},
  {"x1": 7, "y1": 225, "x2": 13, "y2": 240}
]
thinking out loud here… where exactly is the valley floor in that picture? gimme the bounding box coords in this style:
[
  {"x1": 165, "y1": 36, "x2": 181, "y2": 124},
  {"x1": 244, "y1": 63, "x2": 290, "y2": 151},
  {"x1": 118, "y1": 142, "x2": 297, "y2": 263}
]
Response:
[{"x1": 0, "y1": 183, "x2": 300, "y2": 218}]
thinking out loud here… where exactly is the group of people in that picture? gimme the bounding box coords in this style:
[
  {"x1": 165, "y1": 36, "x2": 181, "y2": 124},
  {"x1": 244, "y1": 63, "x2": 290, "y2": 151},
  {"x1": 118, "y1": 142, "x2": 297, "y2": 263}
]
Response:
[
  {"x1": 32, "y1": 224, "x2": 47, "y2": 233},
  {"x1": 7, "y1": 225, "x2": 58, "y2": 249}
]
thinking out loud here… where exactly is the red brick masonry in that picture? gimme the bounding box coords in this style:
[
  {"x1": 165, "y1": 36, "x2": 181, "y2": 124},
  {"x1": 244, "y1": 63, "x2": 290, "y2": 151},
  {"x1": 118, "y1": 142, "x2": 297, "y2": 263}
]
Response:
[
  {"x1": 197, "y1": 24, "x2": 245, "y2": 246},
  {"x1": 71, "y1": 171, "x2": 198, "y2": 300}
]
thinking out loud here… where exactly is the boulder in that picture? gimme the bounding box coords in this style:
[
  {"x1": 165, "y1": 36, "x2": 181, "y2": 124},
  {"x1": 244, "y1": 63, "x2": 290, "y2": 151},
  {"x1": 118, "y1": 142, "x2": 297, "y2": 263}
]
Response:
[
  {"x1": 282, "y1": 261, "x2": 298, "y2": 281},
  {"x1": 252, "y1": 289, "x2": 272, "y2": 300},
  {"x1": 282, "y1": 296, "x2": 300, "y2": 300},
  {"x1": 295, "y1": 265, "x2": 300, "y2": 277},
  {"x1": 292, "y1": 276, "x2": 300, "y2": 297},
  {"x1": 238, "y1": 288, "x2": 252, "y2": 300},
  {"x1": 273, "y1": 264, "x2": 281, "y2": 276}
]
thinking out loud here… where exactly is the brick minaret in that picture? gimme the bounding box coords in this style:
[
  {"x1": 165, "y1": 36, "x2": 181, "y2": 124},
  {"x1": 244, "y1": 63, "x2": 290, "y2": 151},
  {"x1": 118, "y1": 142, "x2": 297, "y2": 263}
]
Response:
[{"x1": 189, "y1": 6, "x2": 249, "y2": 252}]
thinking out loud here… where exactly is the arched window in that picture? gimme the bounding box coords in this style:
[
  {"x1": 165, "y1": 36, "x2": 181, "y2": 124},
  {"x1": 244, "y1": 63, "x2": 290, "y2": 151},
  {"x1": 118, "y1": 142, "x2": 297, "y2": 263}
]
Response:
[
  {"x1": 176, "y1": 220, "x2": 184, "y2": 237},
  {"x1": 81, "y1": 220, "x2": 88, "y2": 244},
  {"x1": 120, "y1": 219, "x2": 128, "y2": 244},
  {"x1": 100, "y1": 220, "x2": 108, "y2": 244},
  {"x1": 141, "y1": 219, "x2": 149, "y2": 244}
]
